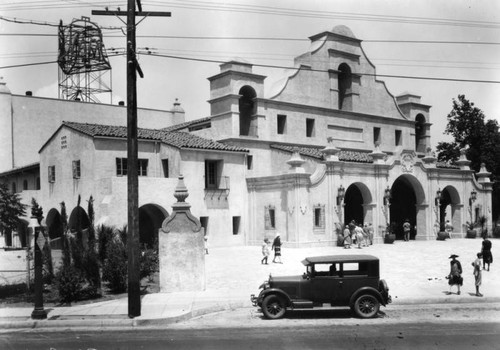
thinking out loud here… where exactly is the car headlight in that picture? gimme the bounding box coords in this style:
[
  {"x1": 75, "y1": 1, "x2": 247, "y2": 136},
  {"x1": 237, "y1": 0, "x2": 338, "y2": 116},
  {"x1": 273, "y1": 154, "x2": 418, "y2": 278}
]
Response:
[{"x1": 259, "y1": 281, "x2": 270, "y2": 290}]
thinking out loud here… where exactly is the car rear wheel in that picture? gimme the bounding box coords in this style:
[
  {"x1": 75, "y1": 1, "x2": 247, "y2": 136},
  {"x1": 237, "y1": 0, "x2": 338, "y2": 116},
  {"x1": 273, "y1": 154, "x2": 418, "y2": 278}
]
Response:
[
  {"x1": 353, "y1": 294, "x2": 380, "y2": 318},
  {"x1": 262, "y1": 294, "x2": 286, "y2": 319}
]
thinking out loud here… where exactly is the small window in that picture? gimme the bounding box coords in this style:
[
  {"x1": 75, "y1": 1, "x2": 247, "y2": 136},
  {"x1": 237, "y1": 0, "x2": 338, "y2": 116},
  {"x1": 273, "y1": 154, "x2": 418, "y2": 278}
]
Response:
[
  {"x1": 306, "y1": 118, "x2": 315, "y2": 137},
  {"x1": 162, "y1": 159, "x2": 169, "y2": 178},
  {"x1": 395, "y1": 130, "x2": 402, "y2": 146},
  {"x1": 373, "y1": 127, "x2": 381, "y2": 145},
  {"x1": 138, "y1": 159, "x2": 148, "y2": 177},
  {"x1": 232, "y1": 216, "x2": 241, "y2": 235},
  {"x1": 247, "y1": 155, "x2": 253, "y2": 170},
  {"x1": 116, "y1": 158, "x2": 127, "y2": 176},
  {"x1": 314, "y1": 208, "x2": 321, "y2": 227},
  {"x1": 265, "y1": 205, "x2": 276, "y2": 230},
  {"x1": 48, "y1": 166, "x2": 55, "y2": 183},
  {"x1": 11, "y1": 182, "x2": 17, "y2": 193},
  {"x1": 72, "y1": 160, "x2": 81, "y2": 179},
  {"x1": 205, "y1": 160, "x2": 220, "y2": 189},
  {"x1": 277, "y1": 115, "x2": 287, "y2": 135},
  {"x1": 23, "y1": 180, "x2": 28, "y2": 191}
]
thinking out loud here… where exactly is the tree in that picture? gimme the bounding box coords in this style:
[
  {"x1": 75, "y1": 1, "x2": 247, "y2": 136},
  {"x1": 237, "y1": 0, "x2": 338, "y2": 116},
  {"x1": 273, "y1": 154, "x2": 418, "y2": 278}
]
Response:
[
  {"x1": 437, "y1": 95, "x2": 500, "y2": 222},
  {"x1": 0, "y1": 182, "x2": 27, "y2": 236}
]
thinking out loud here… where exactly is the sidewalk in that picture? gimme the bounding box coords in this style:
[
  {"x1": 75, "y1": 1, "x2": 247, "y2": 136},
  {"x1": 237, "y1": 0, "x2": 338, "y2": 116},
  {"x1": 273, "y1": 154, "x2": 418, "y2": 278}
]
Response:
[{"x1": 1, "y1": 238, "x2": 498, "y2": 329}]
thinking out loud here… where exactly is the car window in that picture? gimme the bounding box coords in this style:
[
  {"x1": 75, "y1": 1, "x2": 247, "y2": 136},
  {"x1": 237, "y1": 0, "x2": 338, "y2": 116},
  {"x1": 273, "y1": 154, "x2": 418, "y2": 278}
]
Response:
[
  {"x1": 343, "y1": 262, "x2": 369, "y2": 276},
  {"x1": 312, "y1": 263, "x2": 340, "y2": 277}
]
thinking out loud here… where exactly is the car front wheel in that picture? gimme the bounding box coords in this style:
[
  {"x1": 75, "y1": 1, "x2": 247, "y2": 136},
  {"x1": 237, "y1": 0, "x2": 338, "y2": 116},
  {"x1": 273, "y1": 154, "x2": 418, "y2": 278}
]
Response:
[
  {"x1": 262, "y1": 294, "x2": 286, "y2": 319},
  {"x1": 353, "y1": 294, "x2": 380, "y2": 318}
]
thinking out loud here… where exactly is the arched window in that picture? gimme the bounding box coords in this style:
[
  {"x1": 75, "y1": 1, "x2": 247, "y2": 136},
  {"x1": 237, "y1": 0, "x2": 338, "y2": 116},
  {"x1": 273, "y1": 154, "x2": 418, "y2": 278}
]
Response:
[
  {"x1": 415, "y1": 114, "x2": 426, "y2": 152},
  {"x1": 338, "y1": 63, "x2": 352, "y2": 110},
  {"x1": 238, "y1": 85, "x2": 257, "y2": 136}
]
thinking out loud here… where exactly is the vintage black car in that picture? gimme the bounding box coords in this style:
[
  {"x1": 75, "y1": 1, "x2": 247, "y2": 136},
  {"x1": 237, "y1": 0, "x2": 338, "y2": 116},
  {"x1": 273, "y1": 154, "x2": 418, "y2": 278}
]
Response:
[{"x1": 251, "y1": 254, "x2": 391, "y2": 319}]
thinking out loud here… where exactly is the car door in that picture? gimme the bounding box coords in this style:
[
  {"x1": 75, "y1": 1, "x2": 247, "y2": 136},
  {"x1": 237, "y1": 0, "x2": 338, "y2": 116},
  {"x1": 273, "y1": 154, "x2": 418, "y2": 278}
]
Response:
[{"x1": 310, "y1": 263, "x2": 342, "y2": 303}]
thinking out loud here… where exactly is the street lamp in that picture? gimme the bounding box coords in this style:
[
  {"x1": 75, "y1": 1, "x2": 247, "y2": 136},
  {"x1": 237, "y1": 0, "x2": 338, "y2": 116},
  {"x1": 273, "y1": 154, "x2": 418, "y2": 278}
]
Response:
[
  {"x1": 469, "y1": 189, "x2": 477, "y2": 222},
  {"x1": 336, "y1": 185, "x2": 345, "y2": 219},
  {"x1": 434, "y1": 188, "x2": 442, "y2": 222},
  {"x1": 382, "y1": 186, "x2": 391, "y2": 225}
]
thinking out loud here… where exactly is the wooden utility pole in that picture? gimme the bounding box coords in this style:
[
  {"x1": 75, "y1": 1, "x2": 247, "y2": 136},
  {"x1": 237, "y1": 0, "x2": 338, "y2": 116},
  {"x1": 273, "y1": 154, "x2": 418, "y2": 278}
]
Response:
[{"x1": 93, "y1": 0, "x2": 171, "y2": 318}]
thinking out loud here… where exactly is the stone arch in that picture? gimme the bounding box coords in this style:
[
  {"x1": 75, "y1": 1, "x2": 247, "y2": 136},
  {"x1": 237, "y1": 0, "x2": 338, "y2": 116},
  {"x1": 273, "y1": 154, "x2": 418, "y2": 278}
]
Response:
[
  {"x1": 238, "y1": 85, "x2": 257, "y2": 136},
  {"x1": 415, "y1": 113, "x2": 426, "y2": 153},
  {"x1": 68, "y1": 206, "x2": 90, "y2": 232},
  {"x1": 46, "y1": 208, "x2": 64, "y2": 249},
  {"x1": 344, "y1": 182, "x2": 373, "y2": 225},
  {"x1": 139, "y1": 203, "x2": 168, "y2": 248},
  {"x1": 439, "y1": 186, "x2": 461, "y2": 234},
  {"x1": 338, "y1": 63, "x2": 352, "y2": 110},
  {"x1": 390, "y1": 174, "x2": 425, "y2": 240}
]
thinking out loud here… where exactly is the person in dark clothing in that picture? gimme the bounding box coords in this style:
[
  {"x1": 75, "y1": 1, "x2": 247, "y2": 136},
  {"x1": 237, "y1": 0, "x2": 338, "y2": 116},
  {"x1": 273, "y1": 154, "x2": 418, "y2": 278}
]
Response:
[
  {"x1": 481, "y1": 236, "x2": 493, "y2": 271},
  {"x1": 447, "y1": 254, "x2": 463, "y2": 295},
  {"x1": 272, "y1": 233, "x2": 282, "y2": 264}
]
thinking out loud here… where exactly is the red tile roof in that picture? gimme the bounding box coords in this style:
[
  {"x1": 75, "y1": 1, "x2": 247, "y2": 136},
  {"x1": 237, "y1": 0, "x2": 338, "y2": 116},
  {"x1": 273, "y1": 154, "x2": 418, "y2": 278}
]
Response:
[
  {"x1": 270, "y1": 144, "x2": 373, "y2": 163},
  {"x1": 63, "y1": 121, "x2": 248, "y2": 153}
]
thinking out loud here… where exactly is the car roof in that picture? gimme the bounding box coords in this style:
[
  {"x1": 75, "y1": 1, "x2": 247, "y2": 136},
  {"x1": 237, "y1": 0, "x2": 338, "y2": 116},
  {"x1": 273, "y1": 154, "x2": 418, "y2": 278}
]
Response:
[{"x1": 301, "y1": 255, "x2": 379, "y2": 265}]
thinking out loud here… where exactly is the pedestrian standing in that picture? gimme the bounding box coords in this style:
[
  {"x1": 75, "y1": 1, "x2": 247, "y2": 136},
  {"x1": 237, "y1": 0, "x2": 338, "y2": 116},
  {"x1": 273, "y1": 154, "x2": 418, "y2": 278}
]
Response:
[
  {"x1": 343, "y1": 224, "x2": 352, "y2": 249},
  {"x1": 272, "y1": 233, "x2": 283, "y2": 263},
  {"x1": 445, "y1": 220, "x2": 453, "y2": 238},
  {"x1": 481, "y1": 235, "x2": 493, "y2": 271},
  {"x1": 472, "y1": 252, "x2": 483, "y2": 297},
  {"x1": 447, "y1": 254, "x2": 463, "y2": 295},
  {"x1": 367, "y1": 223, "x2": 374, "y2": 245},
  {"x1": 354, "y1": 225, "x2": 365, "y2": 249},
  {"x1": 403, "y1": 219, "x2": 411, "y2": 241},
  {"x1": 363, "y1": 224, "x2": 370, "y2": 246},
  {"x1": 261, "y1": 238, "x2": 270, "y2": 265}
]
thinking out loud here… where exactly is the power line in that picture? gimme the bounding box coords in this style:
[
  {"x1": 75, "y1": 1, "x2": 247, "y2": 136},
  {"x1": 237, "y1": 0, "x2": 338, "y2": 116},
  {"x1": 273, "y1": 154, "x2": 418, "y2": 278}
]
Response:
[
  {"x1": 147, "y1": 0, "x2": 500, "y2": 29},
  {"x1": 141, "y1": 52, "x2": 500, "y2": 84},
  {"x1": 2, "y1": 32, "x2": 500, "y2": 46}
]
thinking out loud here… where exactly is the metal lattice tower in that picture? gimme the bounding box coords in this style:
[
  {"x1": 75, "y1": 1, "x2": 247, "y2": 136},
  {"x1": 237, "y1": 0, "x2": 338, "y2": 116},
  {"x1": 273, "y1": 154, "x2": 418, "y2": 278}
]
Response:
[{"x1": 58, "y1": 16, "x2": 112, "y2": 103}]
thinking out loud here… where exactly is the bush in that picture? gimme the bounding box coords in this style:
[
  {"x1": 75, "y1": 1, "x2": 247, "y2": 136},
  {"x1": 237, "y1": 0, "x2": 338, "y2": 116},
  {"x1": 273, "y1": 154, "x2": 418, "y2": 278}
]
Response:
[
  {"x1": 55, "y1": 265, "x2": 84, "y2": 304},
  {"x1": 140, "y1": 245, "x2": 159, "y2": 282},
  {"x1": 97, "y1": 225, "x2": 115, "y2": 264},
  {"x1": 102, "y1": 239, "x2": 128, "y2": 293}
]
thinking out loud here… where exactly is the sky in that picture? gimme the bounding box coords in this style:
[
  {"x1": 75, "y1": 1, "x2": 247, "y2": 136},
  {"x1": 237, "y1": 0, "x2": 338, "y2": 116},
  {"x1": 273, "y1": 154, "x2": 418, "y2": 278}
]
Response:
[{"x1": 1, "y1": 0, "x2": 500, "y2": 148}]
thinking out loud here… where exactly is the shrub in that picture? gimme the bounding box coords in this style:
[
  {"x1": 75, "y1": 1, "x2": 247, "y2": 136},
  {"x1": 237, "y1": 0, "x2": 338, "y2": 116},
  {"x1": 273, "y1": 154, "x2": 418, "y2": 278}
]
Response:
[
  {"x1": 55, "y1": 265, "x2": 84, "y2": 304},
  {"x1": 102, "y1": 239, "x2": 128, "y2": 293},
  {"x1": 140, "y1": 244, "x2": 159, "y2": 282},
  {"x1": 97, "y1": 225, "x2": 115, "y2": 264}
]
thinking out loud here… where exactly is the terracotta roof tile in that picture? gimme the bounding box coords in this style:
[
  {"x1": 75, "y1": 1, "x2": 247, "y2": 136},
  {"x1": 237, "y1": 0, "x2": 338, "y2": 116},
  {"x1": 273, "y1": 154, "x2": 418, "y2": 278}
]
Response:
[
  {"x1": 63, "y1": 121, "x2": 248, "y2": 153},
  {"x1": 270, "y1": 144, "x2": 373, "y2": 163}
]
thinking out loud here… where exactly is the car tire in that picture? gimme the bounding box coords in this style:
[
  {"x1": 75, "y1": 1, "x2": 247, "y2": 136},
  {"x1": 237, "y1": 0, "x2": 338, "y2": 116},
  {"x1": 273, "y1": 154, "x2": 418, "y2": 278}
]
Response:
[
  {"x1": 262, "y1": 294, "x2": 286, "y2": 319},
  {"x1": 353, "y1": 294, "x2": 380, "y2": 318}
]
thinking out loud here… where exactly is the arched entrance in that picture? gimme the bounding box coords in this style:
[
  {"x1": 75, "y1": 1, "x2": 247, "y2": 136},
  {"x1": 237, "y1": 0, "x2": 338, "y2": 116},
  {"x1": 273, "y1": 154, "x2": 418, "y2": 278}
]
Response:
[
  {"x1": 139, "y1": 204, "x2": 168, "y2": 248},
  {"x1": 68, "y1": 206, "x2": 90, "y2": 232},
  {"x1": 344, "y1": 182, "x2": 373, "y2": 225},
  {"x1": 238, "y1": 85, "x2": 257, "y2": 136},
  {"x1": 390, "y1": 175, "x2": 425, "y2": 240},
  {"x1": 46, "y1": 208, "x2": 64, "y2": 249},
  {"x1": 439, "y1": 186, "x2": 461, "y2": 233}
]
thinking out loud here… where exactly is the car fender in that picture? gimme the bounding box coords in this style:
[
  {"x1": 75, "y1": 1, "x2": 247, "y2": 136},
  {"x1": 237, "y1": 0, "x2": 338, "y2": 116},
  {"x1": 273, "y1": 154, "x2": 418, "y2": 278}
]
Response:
[
  {"x1": 349, "y1": 287, "x2": 385, "y2": 307},
  {"x1": 260, "y1": 288, "x2": 292, "y2": 306}
]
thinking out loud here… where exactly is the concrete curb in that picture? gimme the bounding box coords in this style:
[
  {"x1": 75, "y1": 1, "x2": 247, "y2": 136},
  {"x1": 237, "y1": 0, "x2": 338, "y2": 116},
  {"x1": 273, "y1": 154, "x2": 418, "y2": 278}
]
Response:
[{"x1": 1, "y1": 297, "x2": 499, "y2": 330}]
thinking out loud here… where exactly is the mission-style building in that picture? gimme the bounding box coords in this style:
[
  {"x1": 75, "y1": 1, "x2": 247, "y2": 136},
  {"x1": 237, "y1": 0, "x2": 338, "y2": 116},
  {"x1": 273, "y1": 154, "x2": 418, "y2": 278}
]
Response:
[{"x1": 0, "y1": 25, "x2": 493, "y2": 249}]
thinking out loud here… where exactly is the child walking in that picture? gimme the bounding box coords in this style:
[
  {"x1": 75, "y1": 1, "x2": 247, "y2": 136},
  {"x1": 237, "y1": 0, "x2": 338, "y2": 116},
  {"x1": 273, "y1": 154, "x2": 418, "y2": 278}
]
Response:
[{"x1": 261, "y1": 238, "x2": 270, "y2": 265}]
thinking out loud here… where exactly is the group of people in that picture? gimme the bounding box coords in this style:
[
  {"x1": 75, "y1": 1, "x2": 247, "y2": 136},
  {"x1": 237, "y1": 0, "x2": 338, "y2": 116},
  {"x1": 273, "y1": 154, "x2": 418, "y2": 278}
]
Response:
[
  {"x1": 261, "y1": 233, "x2": 283, "y2": 264},
  {"x1": 343, "y1": 221, "x2": 374, "y2": 249},
  {"x1": 447, "y1": 235, "x2": 493, "y2": 297}
]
